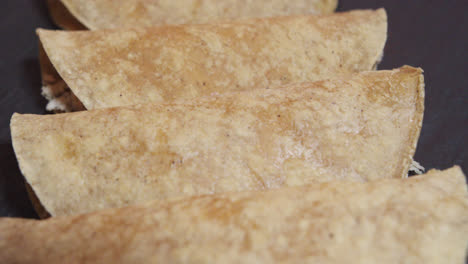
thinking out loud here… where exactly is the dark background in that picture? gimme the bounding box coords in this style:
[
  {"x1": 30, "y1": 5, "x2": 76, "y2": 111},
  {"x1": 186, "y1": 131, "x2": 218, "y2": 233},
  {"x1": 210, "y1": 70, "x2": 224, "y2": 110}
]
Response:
[{"x1": 0, "y1": 0, "x2": 467, "y2": 218}]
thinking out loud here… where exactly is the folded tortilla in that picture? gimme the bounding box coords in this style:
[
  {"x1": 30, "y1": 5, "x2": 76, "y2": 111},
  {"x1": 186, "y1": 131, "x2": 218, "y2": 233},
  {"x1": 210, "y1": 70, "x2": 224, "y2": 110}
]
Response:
[
  {"x1": 1, "y1": 167, "x2": 466, "y2": 264},
  {"x1": 38, "y1": 9, "x2": 387, "y2": 112},
  {"x1": 11, "y1": 67, "x2": 424, "y2": 217},
  {"x1": 47, "y1": 0, "x2": 338, "y2": 30}
]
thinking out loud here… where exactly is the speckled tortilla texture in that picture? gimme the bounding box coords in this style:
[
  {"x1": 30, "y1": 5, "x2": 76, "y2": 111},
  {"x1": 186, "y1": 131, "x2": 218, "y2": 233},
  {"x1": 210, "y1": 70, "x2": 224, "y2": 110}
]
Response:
[
  {"x1": 1, "y1": 167, "x2": 467, "y2": 264},
  {"x1": 11, "y1": 67, "x2": 424, "y2": 217},
  {"x1": 51, "y1": 0, "x2": 338, "y2": 30},
  {"x1": 38, "y1": 9, "x2": 387, "y2": 110}
]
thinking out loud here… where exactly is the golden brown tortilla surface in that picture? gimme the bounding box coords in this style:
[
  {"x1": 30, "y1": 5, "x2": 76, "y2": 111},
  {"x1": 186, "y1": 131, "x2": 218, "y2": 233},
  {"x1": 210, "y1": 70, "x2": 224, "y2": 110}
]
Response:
[
  {"x1": 49, "y1": 0, "x2": 338, "y2": 30},
  {"x1": 0, "y1": 167, "x2": 466, "y2": 264},
  {"x1": 11, "y1": 67, "x2": 424, "y2": 216},
  {"x1": 38, "y1": 9, "x2": 387, "y2": 111}
]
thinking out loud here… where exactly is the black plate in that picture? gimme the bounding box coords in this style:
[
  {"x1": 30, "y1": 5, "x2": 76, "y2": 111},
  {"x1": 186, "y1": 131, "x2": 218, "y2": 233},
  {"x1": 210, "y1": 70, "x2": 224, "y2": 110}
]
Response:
[{"x1": 0, "y1": 1, "x2": 466, "y2": 219}]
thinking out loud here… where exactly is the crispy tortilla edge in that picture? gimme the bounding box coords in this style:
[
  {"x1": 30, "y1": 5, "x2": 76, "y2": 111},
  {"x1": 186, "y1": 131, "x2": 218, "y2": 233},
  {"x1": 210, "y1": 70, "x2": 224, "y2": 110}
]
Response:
[
  {"x1": 400, "y1": 66, "x2": 425, "y2": 179},
  {"x1": 37, "y1": 34, "x2": 86, "y2": 113},
  {"x1": 10, "y1": 113, "x2": 55, "y2": 217},
  {"x1": 25, "y1": 183, "x2": 51, "y2": 219}
]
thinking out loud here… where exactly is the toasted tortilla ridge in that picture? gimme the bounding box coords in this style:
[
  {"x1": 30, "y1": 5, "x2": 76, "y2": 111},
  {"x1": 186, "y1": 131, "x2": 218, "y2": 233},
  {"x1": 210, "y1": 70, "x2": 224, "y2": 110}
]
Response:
[
  {"x1": 11, "y1": 67, "x2": 424, "y2": 217},
  {"x1": 38, "y1": 9, "x2": 387, "y2": 112},
  {"x1": 0, "y1": 167, "x2": 466, "y2": 263},
  {"x1": 52, "y1": 0, "x2": 338, "y2": 30}
]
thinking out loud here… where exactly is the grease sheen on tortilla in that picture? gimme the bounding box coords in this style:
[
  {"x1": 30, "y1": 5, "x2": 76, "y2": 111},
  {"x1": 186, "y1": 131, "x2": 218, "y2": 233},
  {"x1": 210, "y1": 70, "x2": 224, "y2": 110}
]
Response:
[
  {"x1": 38, "y1": 9, "x2": 387, "y2": 112},
  {"x1": 11, "y1": 67, "x2": 424, "y2": 216},
  {"x1": 0, "y1": 167, "x2": 466, "y2": 263}
]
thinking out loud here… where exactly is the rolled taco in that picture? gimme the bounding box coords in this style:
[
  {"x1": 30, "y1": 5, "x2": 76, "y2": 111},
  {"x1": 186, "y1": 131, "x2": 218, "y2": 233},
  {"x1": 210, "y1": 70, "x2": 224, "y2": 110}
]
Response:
[
  {"x1": 47, "y1": 0, "x2": 338, "y2": 30},
  {"x1": 11, "y1": 67, "x2": 424, "y2": 217},
  {"x1": 0, "y1": 167, "x2": 466, "y2": 263},
  {"x1": 38, "y1": 9, "x2": 387, "y2": 112}
]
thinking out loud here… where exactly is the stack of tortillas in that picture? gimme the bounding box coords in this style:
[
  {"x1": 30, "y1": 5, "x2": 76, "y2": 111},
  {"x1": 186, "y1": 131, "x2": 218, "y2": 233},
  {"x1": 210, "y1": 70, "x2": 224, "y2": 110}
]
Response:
[{"x1": 2, "y1": 1, "x2": 467, "y2": 263}]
